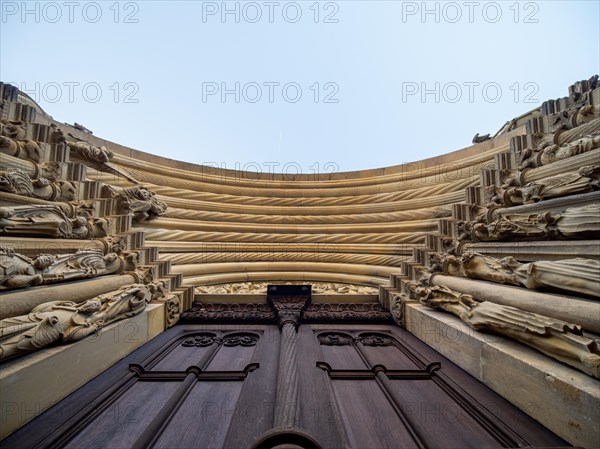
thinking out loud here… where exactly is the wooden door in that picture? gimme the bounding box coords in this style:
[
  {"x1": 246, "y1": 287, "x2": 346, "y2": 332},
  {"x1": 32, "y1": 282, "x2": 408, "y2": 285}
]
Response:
[{"x1": 1, "y1": 324, "x2": 568, "y2": 449}]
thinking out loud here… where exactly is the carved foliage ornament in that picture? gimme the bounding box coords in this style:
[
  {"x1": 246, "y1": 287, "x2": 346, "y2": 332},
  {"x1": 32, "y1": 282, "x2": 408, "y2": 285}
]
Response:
[
  {"x1": 181, "y1": 333, "x2": 259, "y2": 347},
  {"x1": 180, "y1": 303, "x2": 277, "y2": 323},
  {"x1": 302, "y1": 303, "x2": 392, "y2": 322},
  {"x1": 317, "y1": 332, "x2": 393, "y2": 347}
]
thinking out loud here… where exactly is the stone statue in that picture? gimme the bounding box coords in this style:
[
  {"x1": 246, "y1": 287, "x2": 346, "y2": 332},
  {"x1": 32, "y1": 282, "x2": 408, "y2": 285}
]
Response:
[
  {"x1": 0, "y1": 205, "x2": 106, "y2": 239},
  {"x1": 0, "y1": 282, "x2": 165, "y2": 361},
  {"x1": 547, "y1": 204, "x2": 600, "y2": 237},
  {"x1": 67, "y1": 140, "x2": 113, "y2": 163},
  {"x1": 0, "y1": 169, "x2": 76, "y2": 201},
  {"x1": 539, "y1": 133, "x2": 600, "y2": 166},
  {"x1": 483, "y1": 185, "x2": 504, "y2": 208},
  {"x1": 509, "y1": 165, "x2": 599, "y2": 205},
  {"x1": 164, "y1": 294, "x2": 181, "y2": 327},
  {"x1": 411, "y1": 283, "x2": 600, "y2": 378},
  {"x1": 103, "y1": 185, "x2": 167, "y2": 222},
  {"x1": 0, "y1": 205, "x2": 77, "y2": 238},
  {"x1": 0, "y1": 135, "x2": 41, "y2": 162},
  {"x1": 473, "y1": 213, "x2": 551, "y2": 241},
  {"x1": 1, "y1": 121, "x2": 27, "y2": 140},
  {"x1": 474, "y1": 204, "x2": 599, "y2": 241},
  {"x1": 445, "y1": 252, "x2": 600, "y2": 297},
  {"x1": 389, "y1": 293, "x2": 411, "y2": 327},
  {"x1": 1, "y1": 247, "x2": 123, "y2": 291},
  {"x1": 39, "y1": 249, "x2": 123, "y2": 284},
  {"x1": 0, "y1": 247, "x2": 52, "y2": 290}
]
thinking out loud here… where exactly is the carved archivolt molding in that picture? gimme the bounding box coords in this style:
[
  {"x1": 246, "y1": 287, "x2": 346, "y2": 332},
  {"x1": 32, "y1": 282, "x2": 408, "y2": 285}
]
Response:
[
  {"x1": 488, "y1": 164, "x2": 600, "y2": 208},
  {"x1": 470, "y1": 204, "x2": 600, "y2": 241},
  {"x1": 0, "y1": 246, "x2": 130, "y2": 291},
  {"x1": 0, "y1": 205, "x2": 110, "y2": 239},
  {"x1": 0, "y1": 168, "x2": 76, "y2": 202},
  {"x1": 440, "y1": 252, "x2": 599, "y2": 298},
  {"x1": 405, "y1": 279, "x2": 600, "y2": 379},
  {"x1": 0, "y1": 282, "x2": 166, "y2": 361},
  {"x1": 0, "y1": 135, "x2": 41, "y2": 162}
]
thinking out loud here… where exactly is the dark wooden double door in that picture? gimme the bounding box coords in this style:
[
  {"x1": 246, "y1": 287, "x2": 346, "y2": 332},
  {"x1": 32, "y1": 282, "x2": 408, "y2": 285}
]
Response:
[{"x1": 3, "y1": 324, "x2": 568, "y2": 449}]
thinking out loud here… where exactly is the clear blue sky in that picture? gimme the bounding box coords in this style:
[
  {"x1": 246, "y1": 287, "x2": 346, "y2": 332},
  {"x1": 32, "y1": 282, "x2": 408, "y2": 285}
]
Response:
[{"x1": 2, "y1": 1, "x2": 599, "y2": 173}]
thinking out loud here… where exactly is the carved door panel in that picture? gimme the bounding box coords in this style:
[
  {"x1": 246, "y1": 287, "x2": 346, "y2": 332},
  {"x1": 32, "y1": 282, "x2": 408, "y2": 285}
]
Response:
[
  {"x1": 1, "y1": 324, "x2": 568, "y2": 449},
  {"x1": 294, "y1": 324, "x2": 568, "y2": 449}
]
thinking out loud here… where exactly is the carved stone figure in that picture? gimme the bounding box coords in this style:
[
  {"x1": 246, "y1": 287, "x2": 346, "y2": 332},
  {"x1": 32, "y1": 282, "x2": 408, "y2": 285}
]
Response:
[
  {"x1": 0, "y1": 135, "x2": 40, "y2": 162},
  {"x1": 472, "y1": 133, "x2": 491, "y2": 143},
  {"x1": 547, "y1": 204, "x2": 600, "y2": 237},
  {"x1": 539, "y1": 133, "x2": 600, "y2": 166},
  {"x1": 0, "y1": 169, "x2": 76, "y2": 201},
  {"x1": 389, "y1": 293, "x2": 408, "y2": 326},
  {"x1": 0, "y1": 247, "x2": 52, "y2": 290},
  {"x1": 0, "y1": 205, "x2": 107, "y2": 239},
  {"x1": 164, "y1": 294, "x2": 181, "y2": 327},
  {"x1": 103, "y1": 185, "x2": 167, "y2": 222},
  {"x1": 39, "y1": 249, "x2": 123, "y2": 284},
  {"x1": 1, "y1": 247, "x2": 123, "y2": 290},
  {"x1": 445, "y1": 252, "x2": 600, "y2": 297},
  {"x1": 509, "y1": 165, "x2": 599, "y2": 205},
  {"x1": 67, "y1": 140, "x2": 113, "y2": 163},
  {"x1": 0, "y1": 282, "x2": 163, "y2": 361},
  {"x1": 473, "y1": 214, "x2": 549, "y2": 241},
  {"x1": 411, "y1": 283, "x2": 600, "y2": 378},
  {"x1": 0, "y1": 121, "x2": 27, "y2": 140},
  {"x1": 473, "y1": 204, "x2": 600, "y2": 241},
  {"x1": 0, "y1": 205, "x2": 78, "y2": 238},
  {"x1": 483, "y1": 185, "x2": 504, "y2": 208}
]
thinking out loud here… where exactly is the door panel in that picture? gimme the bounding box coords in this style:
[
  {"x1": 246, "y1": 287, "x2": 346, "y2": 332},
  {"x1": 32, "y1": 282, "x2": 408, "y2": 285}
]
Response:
[
  {"x1": 63, "y1": 382, "x2": 180, "y2": 449},
  {"x1": 0, "y1": 323, "x2": 569, "y2": 449},
  {"x1": 153, "y1": 382, "x2": 244, "y2": 449}
]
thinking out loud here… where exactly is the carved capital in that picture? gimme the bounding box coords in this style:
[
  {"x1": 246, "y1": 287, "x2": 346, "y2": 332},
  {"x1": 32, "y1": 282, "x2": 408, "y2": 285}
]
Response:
[{"x1": 267, "y1": 284, "x2": 311, "y2": 329}]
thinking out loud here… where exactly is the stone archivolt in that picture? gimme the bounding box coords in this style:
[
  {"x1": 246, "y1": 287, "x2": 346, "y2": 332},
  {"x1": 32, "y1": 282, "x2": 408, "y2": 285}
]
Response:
[
  {"x1": 406, "y1": 280, "x2": 600, "y2": 379},
  {"x1": 0, "y1": 246, "x2": 127, "y2": 290},
  {"x1": 471, "y1": 204, "x2": 600, "y2": 241},
  {"x1": 0, "y1": 169, "x2": 76, "y2": 202},
  {"x1": 0, "y1": 282, "x2": 166, "y2": 361},
  {"x1": 0, "y1": 79, "x2": 599, "y2": 446},
  {"x1": 440, "y1": 252, "x2": 599, "y2": 298}
]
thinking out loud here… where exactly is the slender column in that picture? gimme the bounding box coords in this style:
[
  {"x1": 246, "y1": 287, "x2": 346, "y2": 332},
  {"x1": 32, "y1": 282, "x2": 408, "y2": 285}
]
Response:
[
  {"x1": 268, "y1": 286, "x2": 310, "y2": 428},
  {"x1": 274, "y1": 321, "x2": 299, "y2": 428}
]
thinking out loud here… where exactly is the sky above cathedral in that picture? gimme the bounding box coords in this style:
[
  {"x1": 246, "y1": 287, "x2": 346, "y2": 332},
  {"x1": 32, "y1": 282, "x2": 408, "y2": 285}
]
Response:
[{"x1": 2, "y1": 1, "x2": 599, "y2": 174}]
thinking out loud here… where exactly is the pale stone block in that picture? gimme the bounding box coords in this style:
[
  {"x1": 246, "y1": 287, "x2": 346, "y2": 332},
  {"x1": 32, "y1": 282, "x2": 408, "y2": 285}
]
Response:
[
  {"x1": 404, "y1": 303, "x2": 600, "y2": 449},
  {"x1": 0, "y1": 305, "x2": 165, "y2": 440}
]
